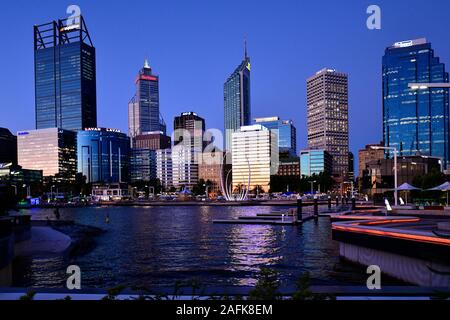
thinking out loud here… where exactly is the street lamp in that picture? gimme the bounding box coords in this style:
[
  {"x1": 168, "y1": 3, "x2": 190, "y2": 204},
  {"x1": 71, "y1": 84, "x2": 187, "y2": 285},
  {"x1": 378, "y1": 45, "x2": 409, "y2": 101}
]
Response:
[
  {"x1": 203, "y1": 184, "x2": 210, "y2": 199},
  {"x1": 371, "y1": 146, "x2": 398, "y2": 206}
]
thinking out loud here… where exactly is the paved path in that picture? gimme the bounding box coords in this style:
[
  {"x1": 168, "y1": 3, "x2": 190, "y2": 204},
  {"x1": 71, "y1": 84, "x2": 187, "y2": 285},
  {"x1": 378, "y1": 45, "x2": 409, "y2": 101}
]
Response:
[{"x1": 14, "y1": 227, "x2": 71, "y2": 256}]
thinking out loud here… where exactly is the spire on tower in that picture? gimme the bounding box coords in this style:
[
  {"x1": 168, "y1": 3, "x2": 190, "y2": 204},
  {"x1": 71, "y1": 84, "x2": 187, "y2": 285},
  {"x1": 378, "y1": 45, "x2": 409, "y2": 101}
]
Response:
[
  {"x1": 144, "y1": 58, "x2": 151, "y2": 69},
  {"x1": 244, "y1": 37, "x2": 248, "y2": 59}
]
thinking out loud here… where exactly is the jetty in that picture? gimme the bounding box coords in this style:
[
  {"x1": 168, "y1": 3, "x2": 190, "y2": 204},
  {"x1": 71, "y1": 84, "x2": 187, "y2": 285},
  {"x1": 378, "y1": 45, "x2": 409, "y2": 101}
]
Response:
[{"x1": 213, "y1": 199, "x2": 318, "y2": 225}]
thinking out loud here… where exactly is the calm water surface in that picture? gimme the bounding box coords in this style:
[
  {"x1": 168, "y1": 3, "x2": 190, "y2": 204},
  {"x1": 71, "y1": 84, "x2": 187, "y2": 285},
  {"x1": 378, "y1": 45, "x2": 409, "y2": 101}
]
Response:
[{"x1": 13, "y1": 205, "x2": 369, "y2": 291}]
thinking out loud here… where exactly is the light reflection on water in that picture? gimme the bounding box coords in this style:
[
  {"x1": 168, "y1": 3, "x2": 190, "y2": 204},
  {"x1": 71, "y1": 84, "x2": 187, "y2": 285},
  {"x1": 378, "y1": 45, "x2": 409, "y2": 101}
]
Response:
[{"x1": 12, "y1": 205, "x2": 368, "y2": 290}]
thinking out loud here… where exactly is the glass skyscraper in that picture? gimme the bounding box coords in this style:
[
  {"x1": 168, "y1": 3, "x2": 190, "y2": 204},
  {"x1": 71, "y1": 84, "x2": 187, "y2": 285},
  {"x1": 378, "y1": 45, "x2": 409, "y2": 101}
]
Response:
[
  {"x1": 254, "y1": 117, "x2": 297, "y2": 156},
  {"x1": 77, "y1": 128, "x2": 130, "y2": 183},
  {"x1": 300, "y1": 149, "x2": 333, "y2": 177},
  {"x1": 224, "y1": 45, "x2": 251, "y2": 152},
  {"x1": 128, "y1": 59, "x2": 166, "y2": 138},
  {"x1": 17, "y1": 128, "x2": 77, "y2": 182},
  {"x1": 383, "y1": 38, "x2": 449, "y2": 166},
  {"x1": 307, "y1": 68, "x2": 349, "y2": 178},
  {"x1": 34, "y1": 15, "x2": 97, "y2": 131}
]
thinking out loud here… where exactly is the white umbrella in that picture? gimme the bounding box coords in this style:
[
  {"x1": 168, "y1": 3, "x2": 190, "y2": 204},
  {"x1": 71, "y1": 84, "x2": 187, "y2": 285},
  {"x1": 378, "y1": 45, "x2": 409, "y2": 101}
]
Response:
[
  {"x1": 393, "y1": 183, "x2": 421, "y2": 205},
  {"x1": 428, "y1": 182, "x2": 450, "y2": 206}
]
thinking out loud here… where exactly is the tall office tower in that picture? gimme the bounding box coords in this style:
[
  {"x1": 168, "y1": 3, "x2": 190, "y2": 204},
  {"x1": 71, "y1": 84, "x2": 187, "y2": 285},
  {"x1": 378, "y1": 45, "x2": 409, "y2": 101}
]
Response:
[
  {"x1": 17, "y1": 128, "x2": 77, "y2": 182},
  {"x1": 156, "y1": 149, "x2": 173, "y2": 189},
  {"x1": 128, "y1": 59, "x2": 166, "y2": 139},
  {"x1": 0, "y1": 128, "x2": 17, "y2": 165},
  {"x1": 173, "y1": 112, "x2": 206, "y2": 153},
  {"x1": 383, "y1": 38, "x2": 449, "y2": 166},
  {"x1": 34, "y1": 15, "x2": 97, "y2": 131},
  {"x1": 224, "y1": 44, "x2": 251, "y2": 152},
  {"x1": 172, "y1": 112, "x2": 206, "y2": 189},
  {"x1": 231, "y1": 125, "x2": 278, "y2": 193},
  {"x1": 254, "y1": 117, "x2": 297, "y2": 157},
  {"x1": 77, "y1": 128, "x2": 130, "y2": 183},
  {"x1": 307, "y1": 68, "x2": 349, "y2": 178}
]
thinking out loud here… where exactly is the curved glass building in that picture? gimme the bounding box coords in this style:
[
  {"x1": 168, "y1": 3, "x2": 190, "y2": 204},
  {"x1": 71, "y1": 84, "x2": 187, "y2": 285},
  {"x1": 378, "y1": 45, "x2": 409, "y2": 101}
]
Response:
[{"x1": 77, "y1": 128, "x2": 130, "y2": 183}]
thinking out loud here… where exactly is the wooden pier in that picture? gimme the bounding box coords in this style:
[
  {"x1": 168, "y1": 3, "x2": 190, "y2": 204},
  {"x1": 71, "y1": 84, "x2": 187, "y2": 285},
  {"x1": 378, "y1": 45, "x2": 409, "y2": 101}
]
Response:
[{"x1": 213, "y1": 205, "x2": 316, "y2": 225}]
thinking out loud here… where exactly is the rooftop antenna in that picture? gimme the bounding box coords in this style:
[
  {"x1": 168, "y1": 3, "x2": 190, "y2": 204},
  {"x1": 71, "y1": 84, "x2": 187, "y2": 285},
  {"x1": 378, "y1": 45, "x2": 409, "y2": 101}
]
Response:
[
  {"x1": 244, "y1": 36, "x2": 248, "y2": 59},
  {"x1": 144, "y1": 58, "x2": 151, "y2": 69}
]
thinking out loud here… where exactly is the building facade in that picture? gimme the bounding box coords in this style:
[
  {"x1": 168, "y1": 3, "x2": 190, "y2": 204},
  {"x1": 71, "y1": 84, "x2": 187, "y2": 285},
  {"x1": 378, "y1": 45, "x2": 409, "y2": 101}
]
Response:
[
  {"x1": 132, "y1": 132, "x2": 171, "y2": 150},
  {"x1": 358, "y1": 143, "x2": 385, "y2": 178},
  {"x1": 17, "y1": 128, "x2": 76, "y2": 181},
  {"x1": 130, "y1": 149, "x2": 157, "y2": 182},
  {"x1": 224, "y1": 47, "x2": 251, "y2": 152},
  {"x1": 254, "y1": 117, "x2": 297, "y2": 156},
  {"x1": 128, "y1": 60, "x2": 166, "y2": 138},
  {"x1": 383, "y1": 38, "x2": 450, "y2": 167},
  {"x1": 34, "y1": 16, "x2": 97, "y2": 131},
  {"x1": 156, "y1": 149, "x2": 173, "y2": 189},
  {"x1": 277, "y1": 158, "x2": 301, "y2": 177},
  {"x1": 0, "y1": 128, "x2": 17, "y2": 165},
  {"x1": 348, "y1": 152, "x2": 355, "y2": 181},
  {"x1": 361, "y1": 155, "x2": 442, "y2": 197},
  {"x1": 307, "y1": 68, "x2": 349, "y2": 178},
  {"x1": 231, "y1": 125, "x2": 278, "y2": 193},
  {"x1": 77, "y1": 128, "x2": 130, "y2": 183},
  {"x1": 300, "y1": 149, "x2": 333, "y2": 177},
  {"x1": 130, "y1": 132, "x2": 171, "y2": 183},
  {"x1": 199, "y1": 150, "x2": 224, "y2": 194}
]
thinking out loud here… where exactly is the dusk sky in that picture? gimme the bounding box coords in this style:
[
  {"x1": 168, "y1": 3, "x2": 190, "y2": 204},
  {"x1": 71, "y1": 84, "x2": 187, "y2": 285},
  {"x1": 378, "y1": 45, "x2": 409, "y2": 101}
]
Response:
[{"x1": 1, "y1": 0, "x2": 450, "y2": 160}]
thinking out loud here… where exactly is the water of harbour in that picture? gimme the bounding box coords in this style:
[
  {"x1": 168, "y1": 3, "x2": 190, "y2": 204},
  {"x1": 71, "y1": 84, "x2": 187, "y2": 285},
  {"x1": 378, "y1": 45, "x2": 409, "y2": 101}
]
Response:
[{"x1": 12, "y1": 205, "x2": 374, "y2": 291}]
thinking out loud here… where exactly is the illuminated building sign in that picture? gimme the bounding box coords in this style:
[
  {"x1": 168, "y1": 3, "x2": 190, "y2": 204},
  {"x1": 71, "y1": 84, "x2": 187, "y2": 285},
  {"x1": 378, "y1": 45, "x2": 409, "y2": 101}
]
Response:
[
  {"x1": 60, "y1": 24, "x2": 81, "y2": 32},
  {"x1": 136, "y1": 75, "x2": 158, "y2": 83},
  {"x1": 84, "y1": 128, "x2": 122, "y2": 133}
]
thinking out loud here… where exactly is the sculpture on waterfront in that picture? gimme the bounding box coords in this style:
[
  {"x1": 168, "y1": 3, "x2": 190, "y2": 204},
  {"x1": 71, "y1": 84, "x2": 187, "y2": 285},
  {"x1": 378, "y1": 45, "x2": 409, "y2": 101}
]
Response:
[{"x1": 219, "y1": 153, "x2": 251, "y2": 201}]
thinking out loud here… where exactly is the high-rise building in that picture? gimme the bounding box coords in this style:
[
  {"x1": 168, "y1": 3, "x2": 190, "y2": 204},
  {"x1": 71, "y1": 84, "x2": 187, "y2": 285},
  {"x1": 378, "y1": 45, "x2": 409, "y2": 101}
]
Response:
[
  {"x1": 174, "y1": 112, "x2": 206, "y2": 152},
  {"x1": 307, "y1": 68, "x2": 349, "y2": 178},
  {"x1": 0, "y1": 128, "x2": 17, "y2": 165},
  {"x1": 171, "y1": 112, "x2": 207, "y2": 190},
  {"x1": 358, "y1": 143, "x2": 384, "y2": 178},
  {"x1": 224, "y1": 44, "x2": 251, "y2": 152},
  {"x1": 231, "y1": 125, "x2": 278, "y2": 193},
  {"x1": 172, "y1": 145, "x2": 199, "y2": 190},
  {"x1": 34, "y1": 15, "x2": 97, "y2": 131},
  {"x1": 77, "y1": 128, "x2": 130, "y2": 183},
  {"x1": 17, "y1": 128, "x2": 77, "y2": 181},
  {"x1": 128, "y1": 60, "x2": 166, "y2": 138},
  {"x1": 383, "y1": 38, "x2": 449, "y2": 166},
  {"x1": 156, "y1": 149, "x2": 173, "y2": 189},
  {"x1": 254, "y1": 117, "x2": 297, "y2": 157},
  {"x1": 130, "y1": 132, "x2": 171, "y2": 183},
  {"x1": 300, "y1": 149, "x2": 333, "y2": 177}
]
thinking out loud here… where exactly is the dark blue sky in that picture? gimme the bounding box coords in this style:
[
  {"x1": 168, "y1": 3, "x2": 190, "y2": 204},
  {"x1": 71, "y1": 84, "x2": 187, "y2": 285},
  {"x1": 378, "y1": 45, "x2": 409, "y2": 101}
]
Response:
[{"x1": 1, "y1": 0, "x2": 450, "y2": 158}]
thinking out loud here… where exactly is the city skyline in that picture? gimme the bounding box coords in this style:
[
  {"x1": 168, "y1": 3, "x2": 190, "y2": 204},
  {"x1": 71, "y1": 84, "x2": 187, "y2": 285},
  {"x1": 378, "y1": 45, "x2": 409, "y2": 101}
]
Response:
[{"x1": 1, "y1": 1, "x2": 450, "y2": 163}]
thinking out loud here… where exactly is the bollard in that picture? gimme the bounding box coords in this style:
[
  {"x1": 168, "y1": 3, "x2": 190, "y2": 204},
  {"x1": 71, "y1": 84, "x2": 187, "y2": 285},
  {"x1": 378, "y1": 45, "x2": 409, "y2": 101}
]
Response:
[
  {"x1": 328, "y1": 196, "x2": 332, "y2": 210},
  {"x1": 352, "y1": 197, "x2": 356, "y2": 210},
  {"x1": 314, "y1": 197, "x2": 319, "y2": 217},
  {"x1": 336, "y1": 197, "x2": 339, "y2": 206},
  {"x1": 297, "y1": 199, "x2": 303, "y2": 222}
]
